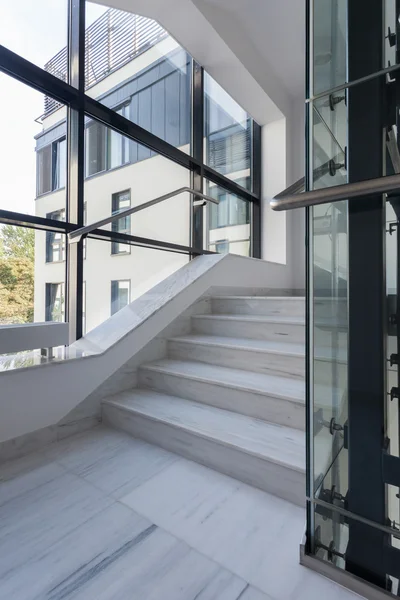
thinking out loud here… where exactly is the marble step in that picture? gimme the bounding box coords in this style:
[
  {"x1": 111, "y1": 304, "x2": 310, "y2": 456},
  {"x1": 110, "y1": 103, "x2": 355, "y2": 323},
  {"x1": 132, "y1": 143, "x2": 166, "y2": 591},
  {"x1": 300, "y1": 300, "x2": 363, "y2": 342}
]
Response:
[
  {"x1": 211, "y1": 296, "x2": 305, "y2": 317},
  {"x1": 138, "y1": 359, "x2": 305, "y2": 430},
  {"x1": 102, "y1": 390, "x2": 305, "y2": 506},
  {"x1": 168, "y1": 335, "x2": 305, "y2": 379},
  {"x1": 192, "y1": 314, "x2": 305, "y2": 344}
]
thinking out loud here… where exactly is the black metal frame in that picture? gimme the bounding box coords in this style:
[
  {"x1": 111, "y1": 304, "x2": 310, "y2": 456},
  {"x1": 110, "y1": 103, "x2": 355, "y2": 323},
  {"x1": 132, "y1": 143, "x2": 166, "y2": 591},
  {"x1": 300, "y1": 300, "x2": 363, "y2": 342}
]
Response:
[{"x1": 0, "y1": 0, "x2": 261, "y2": 340}]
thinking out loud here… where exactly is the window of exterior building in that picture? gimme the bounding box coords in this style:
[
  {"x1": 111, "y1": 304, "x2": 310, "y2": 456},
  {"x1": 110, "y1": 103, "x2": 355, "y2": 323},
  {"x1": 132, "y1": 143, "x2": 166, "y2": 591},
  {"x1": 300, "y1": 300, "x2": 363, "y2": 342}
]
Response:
[
  {"x1": 85, "y1": 120, "x2": 106, "y2": 176},
  {"x1": 37, "y1": 138, "x2": 66, "y2": 196},
  {"x1": 215, "y1": 240, "x2": 229, "y2": 254},
  {"x1": 209, "y1": 190, "x2": 250, "y2": 229},
  {"x1": 111, "y1": 190, "x2": 131, "y2": 255},
  {"x1": 111, "y1": 280, "x2": 130, "y2": 315},
  {"x1": 108, "y1": 105, "x2": 130, "y2": 169},
  {"x1": 46, "y1": 210, "x2": 66, "y2": 262},
  {"x1": 204, "y1": 73, "x2": 252, "y2": 191},
  {"x1": 45, "y1": 282, "x2": 65, "y2": 322}
]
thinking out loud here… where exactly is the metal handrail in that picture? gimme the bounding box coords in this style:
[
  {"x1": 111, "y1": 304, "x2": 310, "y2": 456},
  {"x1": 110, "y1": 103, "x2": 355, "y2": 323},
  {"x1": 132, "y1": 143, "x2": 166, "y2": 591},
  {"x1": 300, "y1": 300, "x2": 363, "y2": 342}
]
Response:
[
  {"x1": 271, "y1": 173, "x2": 400, "y2": 211},
  {"x1": 68, "y1": 187, "x2": 219, "y2": 243}
]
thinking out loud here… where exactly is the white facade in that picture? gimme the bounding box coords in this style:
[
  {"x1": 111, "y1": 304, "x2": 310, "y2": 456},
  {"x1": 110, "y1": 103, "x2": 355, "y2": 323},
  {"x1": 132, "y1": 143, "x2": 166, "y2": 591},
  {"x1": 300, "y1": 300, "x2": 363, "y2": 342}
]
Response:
[{"x1": 34, "y1": 26, "x2": 252, "y2": 334}]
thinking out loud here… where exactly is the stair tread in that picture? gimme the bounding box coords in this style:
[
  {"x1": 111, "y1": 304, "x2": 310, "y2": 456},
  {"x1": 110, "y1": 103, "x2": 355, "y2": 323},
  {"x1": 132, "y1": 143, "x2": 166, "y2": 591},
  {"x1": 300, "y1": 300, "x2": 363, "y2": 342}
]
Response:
[
  {"x1": 169, "y1": 334, "x2": 346, "y2": 362},
  {"x1": 104, "y1": 389, "x2": 305, "y2": 472},
  {"x1": 170, "y1": 334, "x2": 305, "y2": 356},
  {"x1": 212, "y1": 296, "x2": 305, "y2": 301},
  {"x1": 141, "y1": 358, "x2": 305, "y2": 402},
  {"x1": 194, "y1": 314, "x2": 305, "y2": 325}
]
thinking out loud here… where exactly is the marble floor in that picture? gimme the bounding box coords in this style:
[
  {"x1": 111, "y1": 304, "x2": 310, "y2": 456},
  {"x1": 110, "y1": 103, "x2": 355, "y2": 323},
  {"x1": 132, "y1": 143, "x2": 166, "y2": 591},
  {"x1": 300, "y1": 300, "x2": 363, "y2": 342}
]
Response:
[{"x1": 0, "y1": 425, "x2": 363, "y2": 600}]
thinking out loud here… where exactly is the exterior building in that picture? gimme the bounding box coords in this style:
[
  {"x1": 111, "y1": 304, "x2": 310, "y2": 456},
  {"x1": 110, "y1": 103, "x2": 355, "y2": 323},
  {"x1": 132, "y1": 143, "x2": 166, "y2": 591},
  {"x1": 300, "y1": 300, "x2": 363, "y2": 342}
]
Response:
[{"x1": 33, "y1": 9, "x2": 253, "y2": 333}]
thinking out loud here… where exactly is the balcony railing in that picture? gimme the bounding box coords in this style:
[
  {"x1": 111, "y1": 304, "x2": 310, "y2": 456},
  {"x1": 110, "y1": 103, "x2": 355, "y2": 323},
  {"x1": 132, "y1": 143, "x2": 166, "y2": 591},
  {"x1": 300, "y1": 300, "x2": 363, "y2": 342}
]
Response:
[{"x1": 43, "y1": 8, "x2": 168, "y2": 118}]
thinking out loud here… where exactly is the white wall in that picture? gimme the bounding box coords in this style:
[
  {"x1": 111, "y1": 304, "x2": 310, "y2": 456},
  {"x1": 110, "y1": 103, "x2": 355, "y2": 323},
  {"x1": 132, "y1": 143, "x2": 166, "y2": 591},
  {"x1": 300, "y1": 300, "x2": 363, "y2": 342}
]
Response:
[{"x1": 261, "y1": 118, "x2": 287, "y2": 265}]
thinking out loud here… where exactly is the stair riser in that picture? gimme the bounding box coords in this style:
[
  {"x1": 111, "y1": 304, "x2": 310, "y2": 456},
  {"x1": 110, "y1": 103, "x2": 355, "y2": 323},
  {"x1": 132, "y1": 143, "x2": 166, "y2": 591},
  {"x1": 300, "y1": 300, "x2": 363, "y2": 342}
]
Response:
[
  {"x1": 103, "y1": 404, "x2": 305, "y2": 506},
  {"x1": 168, "y1": 340, "x2": 305, "y2": 379},
  {"x1": 211, "y1": 298, "x2": 305, "y2": 317},
  {"x1": 192, "y1": 317, "x2": 305, "y2": 344},
  {"x1": 139, "y1": 367, "x2": 305, "y2": 430}
]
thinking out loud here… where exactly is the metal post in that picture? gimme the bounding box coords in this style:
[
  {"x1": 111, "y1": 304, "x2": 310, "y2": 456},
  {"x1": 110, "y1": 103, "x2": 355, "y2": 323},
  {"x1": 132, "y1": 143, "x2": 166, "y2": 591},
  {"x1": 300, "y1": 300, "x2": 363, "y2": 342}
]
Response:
[
  {"x1": 191, "y1": 60, "x2": 204, "y2": 252},
  {"x1": 66, "y1": 0, "x2": 85, "y2": 341},
  {"x1": 345, "y1": 0, "x2": 388, "y2": 587}
]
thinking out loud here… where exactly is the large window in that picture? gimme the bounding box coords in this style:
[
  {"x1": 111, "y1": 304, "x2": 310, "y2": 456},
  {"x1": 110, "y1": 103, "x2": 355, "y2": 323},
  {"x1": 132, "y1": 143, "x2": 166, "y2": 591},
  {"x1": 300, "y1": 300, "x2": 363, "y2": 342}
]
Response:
[
  {"x1": 45, "y1": 283, "x2": 65, "y2": 322},
  {"x1": 0, "y1": 4, "x2": 260, "y2": 354},
  {"x1": 46, "y1": 210, "x2": 66, "y2": 263},
  {"x1": 111, "y1": 280, "x2": 130, "y2": 315},
  {"x1": 111, "y1": 190, "x2": 131, "y2": 255}
]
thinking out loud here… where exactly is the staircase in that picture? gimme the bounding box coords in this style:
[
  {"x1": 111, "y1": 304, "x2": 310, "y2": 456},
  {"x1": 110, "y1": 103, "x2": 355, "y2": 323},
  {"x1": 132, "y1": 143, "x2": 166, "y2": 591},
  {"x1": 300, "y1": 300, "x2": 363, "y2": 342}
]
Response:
[{"x1": 103, "y1": 296, "x2": 306, "y2": 506}]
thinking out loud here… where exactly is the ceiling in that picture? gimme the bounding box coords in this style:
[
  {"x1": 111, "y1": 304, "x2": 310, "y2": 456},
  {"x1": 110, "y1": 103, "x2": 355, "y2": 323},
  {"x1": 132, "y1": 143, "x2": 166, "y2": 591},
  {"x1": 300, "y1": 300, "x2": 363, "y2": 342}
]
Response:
[{"x1": 94, "y1": 0, "x2": 306, "y2": 124}]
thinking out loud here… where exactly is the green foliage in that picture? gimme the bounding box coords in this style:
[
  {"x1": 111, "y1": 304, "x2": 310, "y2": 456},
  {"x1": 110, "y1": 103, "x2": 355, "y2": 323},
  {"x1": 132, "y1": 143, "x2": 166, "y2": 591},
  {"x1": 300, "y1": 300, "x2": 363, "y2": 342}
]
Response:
[{"x1": 0, "y1": 226, "x2": 35, "y2": 324}]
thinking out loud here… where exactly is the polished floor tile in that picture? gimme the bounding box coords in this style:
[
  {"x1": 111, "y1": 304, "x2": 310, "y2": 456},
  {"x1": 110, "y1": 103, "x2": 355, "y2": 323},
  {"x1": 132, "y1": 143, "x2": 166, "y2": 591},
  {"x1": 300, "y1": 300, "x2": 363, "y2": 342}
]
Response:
[
  {"x1": 0, "y1": 426, "x2": 364, "y2": 600},
  {"x1": 43, "y1": 425, "x2": 180, "y2": 498},
  {"x1": 0, "y1": 470, "x2": 112, "y2": 577}
]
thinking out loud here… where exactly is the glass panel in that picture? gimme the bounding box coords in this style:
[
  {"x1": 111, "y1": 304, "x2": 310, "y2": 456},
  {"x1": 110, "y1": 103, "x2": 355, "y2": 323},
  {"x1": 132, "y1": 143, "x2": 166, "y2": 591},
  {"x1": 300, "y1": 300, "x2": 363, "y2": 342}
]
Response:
[
  {"x1": 312, "y1": 93, "x2": 347, "y2": 190},
  {"x1": 312, "y1": 200, "x2": 348, "y2": 497},
  {"x1": 0, "y1": 225, "x2": 67, "y2": 369},
  {"x1": 0, "y1": 75, "x2": 67, "y2": 215},
  {"x1": 0, "y1": 0, "x2": 67, "y2": 75},
  {"x1": 313, "y1": 0, "x2": 347, "y2": 96},
  {"x1": 83, "y1": 4, "x2": 191, "y2": 154},
  {"x1": 206, "y1": 181, "x2": 251, "y2": 256},
  {"x1": 204, "y1": 73, "x2": 252, "y2": 191},
  {"x1": 84, "y1": 117, "x2": 191, "y2": 247},
  {"x1": 312, "y1": 502, "x2": 400, "y2": 593},
  {"x1": 313, "y1": 1, "x2": 397, "y2": 96},
  {"x1": 83, "y1": 238, "x2": 188, "y2": 334}
]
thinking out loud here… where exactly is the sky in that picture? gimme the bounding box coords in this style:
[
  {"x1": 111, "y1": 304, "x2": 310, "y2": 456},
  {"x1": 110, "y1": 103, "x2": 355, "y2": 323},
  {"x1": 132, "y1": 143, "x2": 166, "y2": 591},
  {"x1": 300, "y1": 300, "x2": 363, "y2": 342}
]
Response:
[{"x1": 0, "y1": 1, "x2": 107, "y2": 215}]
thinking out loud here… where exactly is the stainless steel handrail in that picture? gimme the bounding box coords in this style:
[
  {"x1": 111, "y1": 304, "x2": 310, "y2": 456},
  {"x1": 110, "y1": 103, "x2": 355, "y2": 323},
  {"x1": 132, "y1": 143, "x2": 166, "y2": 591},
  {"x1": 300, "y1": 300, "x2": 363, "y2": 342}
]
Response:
[
  {"x1": 68, "y1": 187, "x2": 219, "y2": 243},
  {"x1": 271, "y1": 173, "x2": 400, "y2": 211}
]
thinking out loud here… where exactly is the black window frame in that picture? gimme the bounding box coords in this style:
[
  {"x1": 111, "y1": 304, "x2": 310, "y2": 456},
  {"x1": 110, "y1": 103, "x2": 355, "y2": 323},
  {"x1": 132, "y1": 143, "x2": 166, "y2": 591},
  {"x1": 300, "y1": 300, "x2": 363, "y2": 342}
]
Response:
[{"x1": 0, "y1": 3, "x2": 261, "y2": 342}]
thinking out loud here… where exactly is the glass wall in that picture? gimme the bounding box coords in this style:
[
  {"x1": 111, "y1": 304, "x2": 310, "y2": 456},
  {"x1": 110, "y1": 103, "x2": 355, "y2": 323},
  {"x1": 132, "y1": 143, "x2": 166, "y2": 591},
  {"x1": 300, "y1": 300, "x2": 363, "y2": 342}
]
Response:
[
  {"x1": 306, "y1": 0, "x2": 400, "y2": 593},
  {"x1": 0, "y1": 0, "x2": 260, "y2": 367}
]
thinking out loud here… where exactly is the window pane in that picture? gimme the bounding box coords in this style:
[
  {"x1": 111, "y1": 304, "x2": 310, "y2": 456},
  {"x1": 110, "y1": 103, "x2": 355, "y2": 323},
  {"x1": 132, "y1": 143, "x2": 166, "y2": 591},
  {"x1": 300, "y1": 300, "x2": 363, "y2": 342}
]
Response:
[
  {"x1": 86, "y1": 120, "x2": 106, "y2": 176},
  {"x1": 38, "y1": 146, "x2": 52, "y2": 195},
  {"x1": 0, "y1": 1, "x2": 67, "y2": 75},
  {"x1": 112, "y1": 190, "x2": 131, "y2": 255},
  {"x1": 204, "y1": 73, "x2": 252, "y2": 191},
  {"x1": 83, "y1": 4, "x2": 191, "y2": 154},
  {"x1": 206, "y1": 181, "x2": 251, "y2": 256},
  {"x1": 84, "y1": 117, "x2": 191, "y2": 247},
  {"x1": 46, "y1": 210, "x2": 66, "y2": 263},
  {"x1": 0, "y1": 75, "x2": 67, "y2": 215},
  {"x1": 84, "y1": 239, "x2": 188, "y2": 334}
]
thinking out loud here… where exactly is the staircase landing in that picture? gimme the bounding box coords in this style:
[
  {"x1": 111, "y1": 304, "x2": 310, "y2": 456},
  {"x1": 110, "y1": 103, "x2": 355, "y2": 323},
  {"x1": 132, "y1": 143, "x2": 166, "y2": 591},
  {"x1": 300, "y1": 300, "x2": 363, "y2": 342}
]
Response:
[{"x1": 0, "y1": 426, "x2": 362, "y2": 600}]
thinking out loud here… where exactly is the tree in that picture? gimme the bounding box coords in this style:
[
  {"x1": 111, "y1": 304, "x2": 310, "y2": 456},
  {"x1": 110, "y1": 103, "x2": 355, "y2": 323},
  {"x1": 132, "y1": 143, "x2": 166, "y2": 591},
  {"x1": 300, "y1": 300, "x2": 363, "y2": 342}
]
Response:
[{"x1": 0, "y1": 226, "x2": 35, "y2": 324}]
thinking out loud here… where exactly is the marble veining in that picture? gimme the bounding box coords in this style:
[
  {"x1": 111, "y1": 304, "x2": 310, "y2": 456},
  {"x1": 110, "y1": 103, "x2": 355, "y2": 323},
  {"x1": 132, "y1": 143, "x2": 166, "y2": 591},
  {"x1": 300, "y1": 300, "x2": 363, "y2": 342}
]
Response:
[{"x1": 0, "y1": 427, "x2": 363, "y2": 600}]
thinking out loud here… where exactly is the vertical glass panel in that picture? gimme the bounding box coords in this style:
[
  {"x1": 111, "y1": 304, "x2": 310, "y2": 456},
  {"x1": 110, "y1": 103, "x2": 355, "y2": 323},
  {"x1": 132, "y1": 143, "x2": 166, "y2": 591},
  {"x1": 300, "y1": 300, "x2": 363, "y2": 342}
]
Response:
[
  {"x1": 83, "y1": 239, "x2": 188, "y2": 334},
  {"x1": 0, "y1": 75, "x2": 66, "y2": 215},
  {"x1": 83, "y1": 4, "x2": 191, "y2": 153},
  {"x1": 313, "y1": 0, "x2": 347, "y2": 96},
  {"x1": 312, "y1": 200, "x2": 348, "y2": 498},
  {"x1": 204, "y1": 73, "x2": 252, "y2": 192},
  {"x1": 387, "y1": 197, "x2": 400, "y2": 536},
  {"x1": 312, "y1": 93, "x2": 347, "y2": 190},
  {"x1": 205, "y1": 181, "x2": 251, "y2": 256},
  {"x1": 0, "y1": 1, "x2": 67, "y2": 74},
  {"x1": 84, "y1": 118, "x2": 191, "y2": 247}
]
